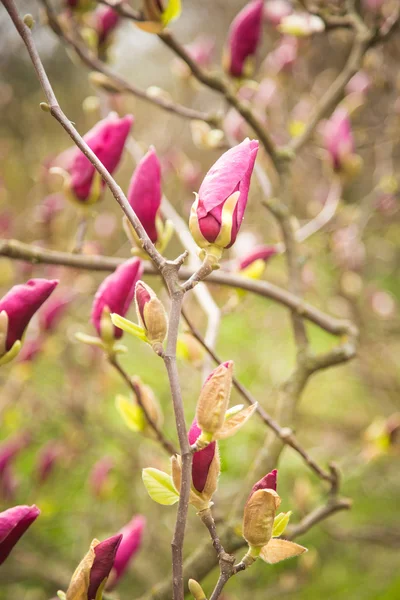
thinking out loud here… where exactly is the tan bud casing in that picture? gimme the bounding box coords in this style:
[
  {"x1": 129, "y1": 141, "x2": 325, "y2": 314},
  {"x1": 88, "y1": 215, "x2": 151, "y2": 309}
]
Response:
[
  {"x1": 196, "y1": 363, "x2": 233, "y2": 434},
  {"x1": 243, "y1": 489, "x2": 281, "y2": 548}
]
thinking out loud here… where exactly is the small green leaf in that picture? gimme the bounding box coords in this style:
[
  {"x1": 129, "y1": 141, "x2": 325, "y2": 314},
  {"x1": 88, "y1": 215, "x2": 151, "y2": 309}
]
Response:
[
  {"x1": 57, "y1": 592, "x2": 66, "y2": 600},
  {"x1": 110, "y1": 314, "x2": 148, "y2": 342},
  {"x1": 272, "y1": 511, "x2": 292, "y2": 537},
  {"x1": 142, "y1": 468, "x2": 180, "y2": 505},
  {"x1": 116, "y1": 395, "x2": 146, "y2": 432},
  {"x1": 225, "y1": 404, "x2": 244, "y2": 420},
  {"x1": 75, "y1": 332, "x2": 104, "y2": 349},
  {"x1": 161, "y1": 0, "x2": 181, "y2": 25}
]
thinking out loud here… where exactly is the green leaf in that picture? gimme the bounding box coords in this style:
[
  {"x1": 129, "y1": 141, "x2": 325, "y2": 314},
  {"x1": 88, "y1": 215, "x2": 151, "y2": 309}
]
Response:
[
  {"x1": 142, "y1": 468, "x2": 180, "y2": 505},
  {"x1": 225, "y1": 404, "x2": 244, "y2": 420},
  {"x1": 161, "y1": 0, "x2": 181, "y2": 25},
  {"x1": 57, "y1": 592, "x2": 66, "y2": 600},
  {"x1": 116, "y1": 395, "x2": 146, "y2": 432},
  {"x1": 110, "y1": 314, "x2": 148, "y2": 342},
  {"x1": 272, "y1": 511, "x2": 292, "y2": 537}
]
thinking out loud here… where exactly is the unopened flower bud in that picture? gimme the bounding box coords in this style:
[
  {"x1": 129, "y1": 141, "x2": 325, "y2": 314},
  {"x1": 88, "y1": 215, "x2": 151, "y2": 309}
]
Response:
[
  {"x1": 196, "y1": 362, "x2": 233, "y2": 436},
  {"x1": 92, "y1": 258, "x2": 143, "y2": 343},
  {"x1": 278, "y1": 13, "x2": 325, "y2": 36},
  {"x1": 0, "y1": 279, "x2": 58, "y2": 366},
  {"x1": 89, "y1": 72, "x2": 125, "y2": 94},
  {"x1": 188, "y1": 579, "x2": 207, "y2": 600},
  {"x1": 107, "y1": 515, "x2": 145, "y2": 589},
  {"x1": 131, "y1": 376, "x2": 163, "y2": 433},
  {"x1": 0, "y1": 505, "x2": 40, "y2": 565},
  {"x1": 189, "y1": 138, "x2": 258, "y2": 256},
  {"x1": 243, "y1": 488, "x2": 281, "y2": 548},
  {"x1": 224, "y1": 0, "x2": 264, "y2": 78},
  {"x1": 66, "y1": 535, "x2": 122, "y2": 600},
  {"x1": 135, "y1": 281, "x2": 168, "y2": 351},
  {"x1": 243, "y1": 470, "x2": 280, "y2": 548},
  {"x1": 190, "y1": 120, "x2": 224, "y2": 150}
]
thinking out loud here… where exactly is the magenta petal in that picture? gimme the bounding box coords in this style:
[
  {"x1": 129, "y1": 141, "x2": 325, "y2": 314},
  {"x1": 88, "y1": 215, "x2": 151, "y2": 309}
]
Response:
[
  {"x1": 0, "y1": 505, "x2": 40, "y2": 565},
  {"x1": 188, "y1": 420, "x2": 216, "y2": 493},
  {"x1": 127, "y1": 147, "x2": 162, "y2": 243},
  {"x1": 0, "y1": 279, "x2": 59, "y2": 350},
  {"x1": 239, "y1": 245, "x2": 278, "y2": 270},
  {"x1": 249, "y1": 469, "x2": 278, "y2": 500},
  {"x1": 87, "y1": 534, "x2": 122, "y2": 600},
  {"x1": 135, "y1": 282, "x2": 151, "y2": 327},
  {"x1": 198, "y1": 139, "x2": 257, "y2": 216},
  {"x1": 96, "y1": 7, "x2": 120, "y2": 44},
  {"x1": 323, "y1": 108, "x2": 354, "y2": 170},
  {"x1": 227, "y1": 0, "x2": 264, "y2": 77},
  {"x1": 110, "y1": 515, "x2": 146, "y2": 587},
  {"x1": 66, "y1": 114, "x2": 133, "y2": 201},
  {"x1": 91, "y1": 258, "x2": 143, "y2": 339}
]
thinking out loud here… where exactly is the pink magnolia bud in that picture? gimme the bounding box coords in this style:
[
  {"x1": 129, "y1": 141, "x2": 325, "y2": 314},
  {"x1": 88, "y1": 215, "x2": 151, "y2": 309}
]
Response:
[
  {"x1": 57, "y1": 114, "x2": 133, "y2": 203},
  {"x1": 95, "y1": 6, "x2": 120, "y2": 46},
  {"x1": 323, "y1": 108, "x2": 359, "y2": 174},
  {"x1": 87, "y1": 535, "x2": 122, "y2": 599},
  {"x1": 0, "y1": 436, "x2": 28, "y2": 495},
  {"x1": 225, "y1": 1, "x2": 264, "y2": 78},
  {"x1": 127, "y1": 147, "x2": 162, "y2": 243},
  {"x1": 0, "y1": 279, "x2": 58, "y2": 354},
  {"x1": 249, "y1": 469, "x2": 278, "y2": 499},
  {"x1": 108, "y1": 515, "x2": 146, "y2": 589},
  {"x1": 92, "y1": 258, "x2": 143, "y2": 340},
  {"x1": 135, "y1": 281, "x2": 168, "y2": 347},
  {"x1": 266, "y1": 36, "x2": 298, "y2": 74},
  {"x1": 238, "y1": 245, "x2": 278, "y2": 270},
  {"x1": 188, "y1": 420, "x2": 217, "y2": 493},
  {"x1": 36, "y1": 194, "x2": 64, "y2": 227},
  {"x1": 264, "y1": 0, "x2": 292, "y2": 27},
  {"x1": 36, "y1": 441, "x2": 62, "y2": 484},
  {"x1": 0, "y1": 505, "x2": 40, "y2": 565},
  {"x1": 89, "y1": 456, "x2": 114, "y2": 497},
  {"x1": 189, "y1": 139, "x2": 259, "y2": 251},
  {"x1": 173, "y1": 36, "x2": 215, "y2": 77},
  {"x1": 38, "y1": 294, "x2": 72, "y2": 333}
]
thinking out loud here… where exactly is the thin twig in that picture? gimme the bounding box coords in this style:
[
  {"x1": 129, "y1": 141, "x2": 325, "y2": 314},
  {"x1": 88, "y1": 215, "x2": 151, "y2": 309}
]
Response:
[
  {"x1": 41, "y1": 0, "x2": 219, "y2": 126},
  {"x1": 108, "y1": 355, "x2": 177, "y2": 456},
  {"x1": 0, "y1": 239, "x2": 357, "y2": 337}
]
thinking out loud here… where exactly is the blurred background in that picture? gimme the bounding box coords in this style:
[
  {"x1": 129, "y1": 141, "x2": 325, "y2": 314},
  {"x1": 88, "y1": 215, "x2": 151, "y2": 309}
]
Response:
[{"x1": 0, "y1": 1, "x2": 400, "y2": 599}]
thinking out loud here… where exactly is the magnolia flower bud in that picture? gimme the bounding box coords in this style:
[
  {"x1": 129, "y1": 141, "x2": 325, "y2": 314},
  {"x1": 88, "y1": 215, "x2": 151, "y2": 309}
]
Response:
[
  {"x1": 264, "y1": 0, "x2": 292, "y2": 27},
  {"x1": 133, "y1": 376, "x2": 163, "y2": 428},
  {"x1": 172, "y1": 36, "x2": 215, "y2": 79},
  {"x1": 0, "y1": 505, "x2": 40, "y2": 565},
  {"x1": 66, "y1": 535, "x2": 122, "y2": 600},
  {"x1": 190, "y1": 121, "x2": 224, "y2": 150},
  {"x1": 107, "y1": 515, "x2": 146, "y2": 589},
  {"x1": 127, "y1": 147, "x2": 162, "y2": 243},
  {"x1": 0, "y1": 279, "x2": 58, "y2": 366},
  {"x1": 94, "y1": 6, "x2": 120, "y2": 48},
  {"x1": 89, "y1": 456, "x2": 114, "y2": 498},
  {"x1": 196, "y1": 362, "x2": 233, "y2": 436},
  {"x1": 135, "y1": 281, "x2": 168, "y2": 350},
  {"x1": 188, "y1": 579, "x2": 207, "y2": 600},
  {"x1": 323, "y1": 108, "x2": 362, "y2": 178},
  {"x1": 238, "y1": 245, "x2": 278, "y2": 277},
  {"x1": 189, "y1": 138, "x2": 258, "y2": 256},
  {"x1": 36, "y1": 441, "x2": 62, "y2": 484},
  {"x1": 53, "y1": 114, "x2": 133, "y2": 204},
  {"x1": 92, "y1": 258, "x2": 143, "y2": 342},
  {"x1": 243, "y1": 488, "x2": 281, "y2": 548},
  {"x1": 224, "y1": 0, "x2": 264, "y2": 78}
]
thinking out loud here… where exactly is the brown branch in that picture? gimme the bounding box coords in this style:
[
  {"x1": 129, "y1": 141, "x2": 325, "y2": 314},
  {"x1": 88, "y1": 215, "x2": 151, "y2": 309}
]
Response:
[
  {"x1": 108, "y1": 355, "x2": 177, "y2": 456},
  {"x1": 41, "y1": 0, "x2": 220, "y2": 126},
  {"x1": 2, "y1": 0, "x2": 165, "y2": 272},
  {"x1": 0, "y1": 240, "x2": 357, "y2": 337},
  {"x1": 94, "y1": 0, "x2": 279, "y2": 167},
  {"x1": 138, "y1": 496, "x2": 351, "y2": 600},
  {"x1": 182, "y1": 308, "x2": 351, "y2": 485}
]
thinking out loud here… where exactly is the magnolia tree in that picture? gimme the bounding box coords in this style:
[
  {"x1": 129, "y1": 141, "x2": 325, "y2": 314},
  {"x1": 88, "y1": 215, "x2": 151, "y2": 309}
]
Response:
[{"x1": 0, "y1": 0, "x2": 399, "y2": 599}]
